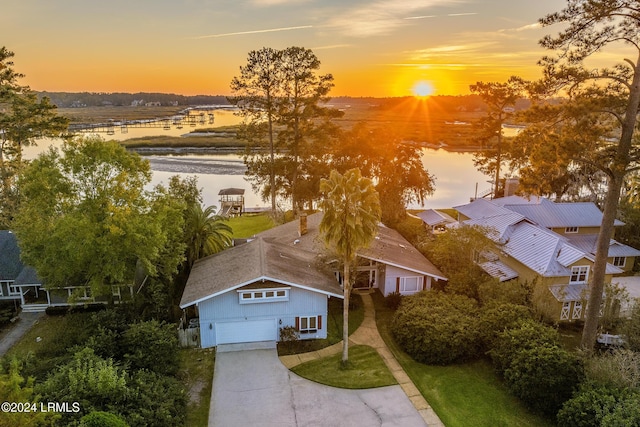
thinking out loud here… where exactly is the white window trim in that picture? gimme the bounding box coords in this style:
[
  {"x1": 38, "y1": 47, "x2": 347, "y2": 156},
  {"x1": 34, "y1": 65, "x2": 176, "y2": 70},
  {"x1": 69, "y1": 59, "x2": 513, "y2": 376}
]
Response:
[
  {"x1": 299, "y1": 315, "x2": 318, "y2": 334},
  {"x1": 569, "y1": 266, "x2": 589, "y2": 284},
  {"x1": 565, "y1": 227, "x2": 579, "y2": 234},
  {"x1": 613, "y1": 257, "x2": 626, "y2": 267},
  {"x1": 399, "y1": 276, "x2": 424, "y2": 294},
  {"x1": 65, "y1": 286, "x2": 92, "y2": 300},
  {"x1": 238, "y1": 287, "x2": 290, "y2": 304},
  {"x1": 0, "y1": 280, "x2": 10, "y2": 296}
]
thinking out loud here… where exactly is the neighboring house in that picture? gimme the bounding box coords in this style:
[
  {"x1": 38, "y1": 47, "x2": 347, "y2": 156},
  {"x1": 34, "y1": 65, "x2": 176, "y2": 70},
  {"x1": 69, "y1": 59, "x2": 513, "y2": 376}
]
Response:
[
  {"x1": 0, "y1": 230, "x2": 132, "y2": 312},
  {"x1": 179, "y1": 212, "x2": 447, "y2": 348},
  {"x1": 415, "y1": 209, "x2": 456, "y2": 233},
  {"x1": 454, "y1": 197, "x2": 639, "y2": 322}
]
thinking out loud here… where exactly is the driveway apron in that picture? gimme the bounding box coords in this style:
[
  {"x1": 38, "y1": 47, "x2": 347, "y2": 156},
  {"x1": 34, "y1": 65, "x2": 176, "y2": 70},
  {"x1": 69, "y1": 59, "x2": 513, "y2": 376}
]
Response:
[{"x1": 210, "y1": 343, "x2": 426, "y2": 427}]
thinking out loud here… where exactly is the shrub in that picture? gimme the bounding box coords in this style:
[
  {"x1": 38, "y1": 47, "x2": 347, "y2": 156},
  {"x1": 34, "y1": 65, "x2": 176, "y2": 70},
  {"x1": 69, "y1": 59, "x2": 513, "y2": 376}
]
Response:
[
  {"x1": 36, "y1": 347, "x2": 129, "y2": 423},
  {"x1": 504, "y1": 344, "x2": 584, "y2": 417},
  {"x1": 489, "y1": 319, "x2": 560, "y2": 376},
  {"x1": 391, "y1": 291, "x2": 481, "y2": 364},
  {"x1": 623, "y1": 302, "x2": 640, "y2": 352},
  {"x1": 122, "y1": 320, "x2": 179, "y2": 375},
  {"x1": 584, "y1": 349, "x2": 640, "y2": 390},
  {"x1": 79, "y1": 411, "x2": 130, "y2": 427},
  {"x1": 123, "y1": 369, "x2": 187, "y2": 427},
  {"x1": 557, "y1": 384, "x2": 626, "y2": 427},
  {"x1": 477, "y1": 302, "x2": 532, "y2": 351},
  {"x1": 384, "y1": 291, "x2": 403, "y2": 311},
  {"x1": 600, "y1": 392, "x2": 640, "y2": 427}
]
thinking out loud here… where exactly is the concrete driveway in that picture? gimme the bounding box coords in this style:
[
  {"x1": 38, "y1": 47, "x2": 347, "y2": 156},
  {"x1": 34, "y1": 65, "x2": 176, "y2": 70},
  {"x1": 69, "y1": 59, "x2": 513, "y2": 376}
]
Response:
[{"x1": 210, "y1": 343, "x2": 426, "y2": 427}]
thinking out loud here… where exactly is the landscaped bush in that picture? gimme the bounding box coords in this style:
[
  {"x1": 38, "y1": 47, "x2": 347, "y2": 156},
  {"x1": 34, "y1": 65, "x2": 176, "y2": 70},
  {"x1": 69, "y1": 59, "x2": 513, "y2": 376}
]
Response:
[
  {"x1": 623, "y1": 302, "x2": 640, "y2": 352},
  {"x1": 600, "y1": 392, "x2": 640, "y2": 426},
  {"x1": 123, "y1": 369, "x2": 187, "y2": 427},
  {"x1": 477, "y1": 302, "x2": 532, "y2": 351},
  {"x1": 122, "y1": 320, "x2": 180, "y2": 376},
  {"x1": 391, "y1": 291, "x2": 481, "y2": 364},
  {"x1": 384, "y1": 291, "x2": 403, "y2": 310},
  {"x1": 557, "y1": 385, "x2": 628, "y2": 427},
  {"x1": 79, "y1": 411, "x2": 130, "y2": 427},
  {"x1": 503, "y1": 344, "x2": 584, "y2": 416},
  {"x1": 489, "y1": 318, "x2": 561, "y2": 376}
]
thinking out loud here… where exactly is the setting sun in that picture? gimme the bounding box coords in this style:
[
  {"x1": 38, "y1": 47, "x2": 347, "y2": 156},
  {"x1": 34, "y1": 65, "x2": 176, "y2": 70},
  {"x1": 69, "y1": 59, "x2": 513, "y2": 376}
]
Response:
[{"x1": 412, "y1": 81, "x2": 434, "y2": 97}]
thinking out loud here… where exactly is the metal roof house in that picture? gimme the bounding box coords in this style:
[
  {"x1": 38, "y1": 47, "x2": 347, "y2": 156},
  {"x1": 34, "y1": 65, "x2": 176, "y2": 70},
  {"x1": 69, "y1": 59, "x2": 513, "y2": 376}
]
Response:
[
  {"x1": 453, "y1": 197, "x2": 638, "y2": 322},
  {"x1": 179, "y1": 212, "x2": 447, "y2": 348}
]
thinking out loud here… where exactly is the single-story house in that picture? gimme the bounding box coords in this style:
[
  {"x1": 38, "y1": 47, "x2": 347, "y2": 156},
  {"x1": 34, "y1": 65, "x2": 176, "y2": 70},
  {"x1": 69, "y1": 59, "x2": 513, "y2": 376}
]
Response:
[
  {"x1": 1, "y1": 230, "x2": 132, "y2": 312},
  {"x1": 179, "y1": 212, "x2": 447, "y2": 348}
]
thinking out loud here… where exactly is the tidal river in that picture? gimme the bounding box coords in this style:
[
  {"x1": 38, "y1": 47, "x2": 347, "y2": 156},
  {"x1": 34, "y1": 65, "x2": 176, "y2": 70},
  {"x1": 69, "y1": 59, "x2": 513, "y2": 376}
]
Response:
[{"x1": 24, "y1": 108, "x2": 490, "y2": 211}]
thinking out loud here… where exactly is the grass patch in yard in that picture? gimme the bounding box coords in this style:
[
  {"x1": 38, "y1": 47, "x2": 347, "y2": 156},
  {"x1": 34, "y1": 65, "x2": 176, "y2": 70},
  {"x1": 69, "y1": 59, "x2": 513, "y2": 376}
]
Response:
[
  {"x1": 291, "y1": 345, "x2": 396, "y2": 389},
  {"x1": 372, "y1": 292, "x2": 553, "y2": 427},
  {"x1": 4, "y1": 314, "x2": 83, "y2": 359},
  {"x1": 226, "y1": 214, "x2": 275, "y2": 238},
  {"x1": 179, "y1": 348, "x2": 215, "y2": 427}
]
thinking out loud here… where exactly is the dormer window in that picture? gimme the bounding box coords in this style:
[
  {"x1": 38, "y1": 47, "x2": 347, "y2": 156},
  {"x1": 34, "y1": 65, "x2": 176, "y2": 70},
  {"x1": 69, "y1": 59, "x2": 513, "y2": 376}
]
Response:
[
  {"x1": 565, "y1": 227, "x2": 579, "y2": 233},
  {"x1": 570, "y1": 266, "x2": 589, "y2": 284}
]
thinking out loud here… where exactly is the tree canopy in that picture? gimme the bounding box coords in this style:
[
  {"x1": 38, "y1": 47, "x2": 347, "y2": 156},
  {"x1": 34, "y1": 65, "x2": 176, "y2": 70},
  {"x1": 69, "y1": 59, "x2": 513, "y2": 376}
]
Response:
[
  {"x1": 0, "y1": 46, "x2": 68, "y2": 228},
  {"x1": 229, "y1": 46, "x2": 341, "y2": 213},
  {"x1": 12, "y1": 136, "x2": 185, "y2": 298}
]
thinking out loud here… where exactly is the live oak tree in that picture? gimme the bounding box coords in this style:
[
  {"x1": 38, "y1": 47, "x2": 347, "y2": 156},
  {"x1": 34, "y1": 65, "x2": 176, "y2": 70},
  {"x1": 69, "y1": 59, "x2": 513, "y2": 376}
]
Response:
[
  {"x1": 0, "y1": 46, "x2": 68, "y2": 228},
  {"x1": 330, "y1": 124, "x2": 434, "y2": 224},
  {"x1": 319, "y1": 168, "x2": 380, "y2": 366},
  {"x1": 525, "y1": 0, "x2": 640, "y2": 350},
  {"x1": 13, "y1": 136, "x2": 185, "y2": 300},
  {"x1": 470, "y1": 76, "x2": 527, "y2": 198}
]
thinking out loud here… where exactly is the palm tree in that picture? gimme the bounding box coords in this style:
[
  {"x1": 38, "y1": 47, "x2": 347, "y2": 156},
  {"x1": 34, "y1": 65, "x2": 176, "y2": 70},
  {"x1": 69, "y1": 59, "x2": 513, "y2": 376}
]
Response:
[
  {"x1": 185, "y1": 203, "x2": 232, "y2": 268},
  {"x1": 319, "y1": 168, "x2": 381, "y2": 366}
]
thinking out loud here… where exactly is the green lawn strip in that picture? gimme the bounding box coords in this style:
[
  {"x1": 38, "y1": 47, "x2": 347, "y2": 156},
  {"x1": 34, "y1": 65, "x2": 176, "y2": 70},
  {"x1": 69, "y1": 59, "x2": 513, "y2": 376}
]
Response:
[
  {"x1": 226, "y1": 214, "x2": 275, "y2": 238},
  {"x1": 291, "y1": 345, "x2": 397, "y2": 389},
  {"x1": 372, "y1": 292, "x2": 552, "y2": 427},
  {"x1": 179, "y1": 348, "x2": 215, "y2": 427},
  {"x1": 4, "y1": 314, "x2": 70, "y2": 359}
]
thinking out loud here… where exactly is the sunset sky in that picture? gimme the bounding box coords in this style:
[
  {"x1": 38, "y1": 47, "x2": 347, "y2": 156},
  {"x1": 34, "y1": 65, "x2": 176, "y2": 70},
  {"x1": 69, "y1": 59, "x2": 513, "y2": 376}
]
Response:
[{"x1": 2, "y1": 0, "x2": 629, "y2": 97}]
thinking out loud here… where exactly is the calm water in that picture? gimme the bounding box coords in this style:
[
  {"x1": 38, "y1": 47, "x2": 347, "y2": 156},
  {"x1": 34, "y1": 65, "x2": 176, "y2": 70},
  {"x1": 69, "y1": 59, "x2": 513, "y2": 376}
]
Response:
[{"x1": 25, "y1": 108, "x2": 490, "y2": 210}]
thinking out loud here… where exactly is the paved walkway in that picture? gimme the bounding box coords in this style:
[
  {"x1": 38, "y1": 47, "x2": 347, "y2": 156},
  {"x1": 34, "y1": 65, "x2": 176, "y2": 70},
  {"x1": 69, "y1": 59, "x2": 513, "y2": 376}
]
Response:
[
  {"x1": 0, "y1": 311, "x2": 45, "y2": 357},
  {"x1": 279, "y1": 291, "x2": 444, "y2": 427}
]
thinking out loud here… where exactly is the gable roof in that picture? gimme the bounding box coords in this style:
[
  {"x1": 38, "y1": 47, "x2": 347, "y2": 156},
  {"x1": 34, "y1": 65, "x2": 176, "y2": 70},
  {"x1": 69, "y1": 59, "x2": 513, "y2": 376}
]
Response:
[
  {"x1": 415, "y1": 209, "x2": 456, "y2": 227},
  {"x1": 565, "y1": 234, "x2": 640, "y2": 258},
  {"x1": 504, "y1": 199, "x2": 624, "y2": 228},
  {"x1": 454, "y1": 198, "x2": 514, "y2": 220},
  {"x1": 258, "y1": 212, "x2": 447, "y2": 280},
  {"x1": 180, "y1": 236, "x2": 343, "y2": 308}
]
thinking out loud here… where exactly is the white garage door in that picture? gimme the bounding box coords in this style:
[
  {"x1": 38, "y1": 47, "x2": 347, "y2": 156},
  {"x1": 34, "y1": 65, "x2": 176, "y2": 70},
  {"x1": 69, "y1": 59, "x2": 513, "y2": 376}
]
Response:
[{"x1": 215, "y1": 319, "x2": 277, "y2": 345}]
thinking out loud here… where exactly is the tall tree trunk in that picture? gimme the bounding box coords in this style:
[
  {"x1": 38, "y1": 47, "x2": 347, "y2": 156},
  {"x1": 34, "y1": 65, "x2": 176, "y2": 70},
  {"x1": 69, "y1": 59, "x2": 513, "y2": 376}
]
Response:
[
  {"x1": 342, "y1": 258, "x2": 351, "y2": 367},
  {"x1": 267, "y1": 105, "x2": 276, "y2": 212},
  {"x1": 581, "y1": 55, "x2": 640, "y2": 350}
]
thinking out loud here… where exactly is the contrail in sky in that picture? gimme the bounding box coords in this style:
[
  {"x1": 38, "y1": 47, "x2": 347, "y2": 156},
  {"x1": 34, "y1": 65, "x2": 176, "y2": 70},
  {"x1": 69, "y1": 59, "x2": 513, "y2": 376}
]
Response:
[{"x1": 190, "y1": 25, "x2": 313, "y2": 39}]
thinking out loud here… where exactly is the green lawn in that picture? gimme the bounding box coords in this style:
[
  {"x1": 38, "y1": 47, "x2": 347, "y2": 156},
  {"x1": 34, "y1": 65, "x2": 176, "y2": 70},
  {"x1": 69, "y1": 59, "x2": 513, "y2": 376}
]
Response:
[
  {"x1": 226, "y1": 214, "x2": 275, "y2": 238},
  {"x1": 4, "y1": 314, "x2": 74, "y2": 358},
  {"x1": 372, "y1": 293, "x2": 553, "y2": 427},
  {"x1": 179, "y1": 348, "x2": 215, "y2": 427},
  {"x1": 291, "y1": 345, "x2": 397, "y2": 389}
]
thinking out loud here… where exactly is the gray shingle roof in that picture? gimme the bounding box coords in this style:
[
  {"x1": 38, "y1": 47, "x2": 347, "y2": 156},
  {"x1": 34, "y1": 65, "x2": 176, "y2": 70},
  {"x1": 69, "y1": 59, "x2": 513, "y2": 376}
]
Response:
[
  {"x1": 259, "y1": 212, "x2": 447, "y2": 280},
  {"x1": 179, "y1": 236, "x2": 343, "y2": 308}
]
